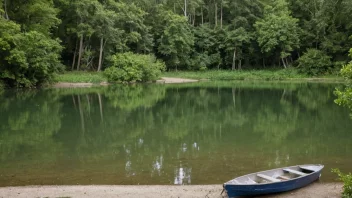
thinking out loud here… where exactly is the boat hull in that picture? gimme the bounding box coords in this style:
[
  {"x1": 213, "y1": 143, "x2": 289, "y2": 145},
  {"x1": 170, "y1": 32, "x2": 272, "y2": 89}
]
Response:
[{"x1": 224, "y1": 167, "x2": 322, "y2": 197}]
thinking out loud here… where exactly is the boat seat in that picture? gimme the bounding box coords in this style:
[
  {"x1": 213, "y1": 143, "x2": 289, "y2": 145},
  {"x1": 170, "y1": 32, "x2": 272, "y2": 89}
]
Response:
[
  {"x1": 257, "y1": 174, "x2": 281, "y2": 182},
  {"x1": 299, "y1": 166, "x2": 317, "y2": 172},
  {"x1": 278, "y1": 175, "x2": 291, "y2": 180},
  {"x1": 283, "y1": 168, "x2": 307, "y2": 176},
  {"x1": 247, "y1": 177, "x2": 257, "y2": 184}
]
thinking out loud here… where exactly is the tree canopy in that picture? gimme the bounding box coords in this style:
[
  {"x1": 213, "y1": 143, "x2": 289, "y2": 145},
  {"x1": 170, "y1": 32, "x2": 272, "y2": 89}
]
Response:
[{"x1": 1, "y1": 0, "x2": 352, "y2": 86}]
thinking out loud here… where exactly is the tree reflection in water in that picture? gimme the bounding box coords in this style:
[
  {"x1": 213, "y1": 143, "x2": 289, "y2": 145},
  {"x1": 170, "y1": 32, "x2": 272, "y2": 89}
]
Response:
[
  {"x1": 174, "y1": 166, "x2": 192, "y2": 185},
  {"x1": 0, "y1": 83, "x2": 352, "y2": 186}
]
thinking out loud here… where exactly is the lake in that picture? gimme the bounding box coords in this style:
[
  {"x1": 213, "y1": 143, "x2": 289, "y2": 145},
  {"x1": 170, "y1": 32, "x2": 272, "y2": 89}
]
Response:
[{"x1": 0, "y1": 81, "x2": 351, "y2": 186}]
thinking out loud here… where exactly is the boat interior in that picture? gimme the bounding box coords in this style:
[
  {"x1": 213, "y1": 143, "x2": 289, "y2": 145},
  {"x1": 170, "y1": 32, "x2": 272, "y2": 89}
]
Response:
[{"x1": 227, "y1": 165, "x2": 323, "y2": 185}]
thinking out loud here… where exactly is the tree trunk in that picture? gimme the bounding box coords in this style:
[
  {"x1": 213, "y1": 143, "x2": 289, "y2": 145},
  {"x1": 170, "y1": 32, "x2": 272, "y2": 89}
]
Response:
[
  {"x1": 201, "y1": 6, "x2": 204, "y2": 25},
  {"x1": 4, "y1": 0, "x2": 9, "y2": 20},
  {"x1": 263, "y1": 58, "x2": 266, "y2": 68},
  {"x1": 239, "y1": 59, "x2": 242, "y2": 70},
  {"x1": 184, "y1": 0, "x2": 187, "y2": 17},
  {"x1": 192, "y1": 11, "x2": 195, "y2": 26},
  {"x1": 77, "y1": 35, "x2": 84, "y2": 71},
  {"x1": 97, "y1": 37, "x2": 104, "y2": 72},
  {"x1": 281, "y1": 58, "x2": 287, "y2": 69},
  {"x1": 220, "y1": 0, "x2": 223, "y2": 29},
  {"x1": 215, "y1": 3, "x2": 218, "y2": 28},
  {"x1": 232, "y1": 49, "x2": 236, "y2": 70},
  {"x1": 72, "y1": 41, "x2": 78, "y2": 70}
]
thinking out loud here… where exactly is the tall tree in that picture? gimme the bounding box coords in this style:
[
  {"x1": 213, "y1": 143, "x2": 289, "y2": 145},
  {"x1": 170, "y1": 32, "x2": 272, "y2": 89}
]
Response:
[
  {"x1": 255, "y1": 0, "x2": 300, "y2": 68},
  {"x1": 156, "y1": 9, "x2": 194, "y2": 71},
  {"x1": 6, "y1": 0, "x2": 60, "y2": 35}
]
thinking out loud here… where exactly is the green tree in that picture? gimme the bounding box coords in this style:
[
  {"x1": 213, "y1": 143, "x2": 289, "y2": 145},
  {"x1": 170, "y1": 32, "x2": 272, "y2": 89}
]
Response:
[
  {"x1": 0, "y1": 18, "x2": 63, "y2": 87},
  {"x1": 156, "y1": 9, "x2": 194, "y2": 71},
  {"x1": 255, "y1": 0, "x2": 300, "y2": 68},
  {"x1": 5, "y1": 0, "x2": 60, "y2": 35},
  {"x1": 335, "y1": 48, "x2": 352, "y2": 115}
]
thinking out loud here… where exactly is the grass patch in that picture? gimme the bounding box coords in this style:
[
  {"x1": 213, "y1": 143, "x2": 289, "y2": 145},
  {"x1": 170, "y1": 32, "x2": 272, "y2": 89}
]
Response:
[
  {"x1": 55, "y1": 72, "x2": 107, "y2": 83},
  {"x1": 54, "y1": 69, "x2": 343, "y2": 84},
  {"x1": 163, "y1": 68, "x2": 344, "y2": 81},
  {"x1": 163, "y1": 69, "x2": 306, "y2": 80}
]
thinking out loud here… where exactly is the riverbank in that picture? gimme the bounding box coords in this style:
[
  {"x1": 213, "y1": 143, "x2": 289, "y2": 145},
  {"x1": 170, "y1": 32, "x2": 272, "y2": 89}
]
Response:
[
  {"x1": 0, "y1": 183, "x2": 342, "y2": 198},
  {"x1": 163, "y1": 70, "x2": 343, "y2": 82},
  {"x1": 54, "y1": 70, "x2": 344, "y2": 85},
  {"x1": 52, "y1": 71, "x2": 346, "y2": 88},
  {"x1": 53, "y1": 77, "x2": 198, "y2": 88}
]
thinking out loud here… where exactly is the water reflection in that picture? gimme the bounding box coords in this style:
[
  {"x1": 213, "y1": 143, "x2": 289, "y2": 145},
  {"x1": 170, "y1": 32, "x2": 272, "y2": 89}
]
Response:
[
  {"x1": 174, "y1": 167, "x2": 192, "y2": 185},
  {"x1": 0, "y1": 83, "x2": 351, "y2": 186},
  {"x1": 152, "y1": 156, "x2": 163, "y2": 176}
]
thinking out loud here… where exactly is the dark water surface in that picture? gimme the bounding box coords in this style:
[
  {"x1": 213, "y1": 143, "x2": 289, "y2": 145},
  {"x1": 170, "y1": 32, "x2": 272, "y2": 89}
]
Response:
[{"x1": 0, "y1": 81, "x2": 351, "y2": 186}]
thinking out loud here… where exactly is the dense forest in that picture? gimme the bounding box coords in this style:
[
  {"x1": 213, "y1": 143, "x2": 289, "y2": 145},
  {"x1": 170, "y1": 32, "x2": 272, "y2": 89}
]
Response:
[{"x1": 1, "y1": 0, "x2": 352, "y2": 87}]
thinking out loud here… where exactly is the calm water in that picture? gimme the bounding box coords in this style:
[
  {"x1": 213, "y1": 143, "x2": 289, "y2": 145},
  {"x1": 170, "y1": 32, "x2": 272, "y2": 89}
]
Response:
[{"x1": 0, "y1": 82, "x2": 351, "y2": 186}]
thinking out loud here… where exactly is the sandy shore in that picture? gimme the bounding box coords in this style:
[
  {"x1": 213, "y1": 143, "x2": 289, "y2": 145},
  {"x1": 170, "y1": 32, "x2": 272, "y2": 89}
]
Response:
[
  {"x1": 0, "y1": 183, "x2": 342, "y2": 198},
  {"x1": 157, "y1": 77, "x2": 199, "y2": 84},
  {"x1": 53, "y1": 77, "x2": 198, "y2": 88}
]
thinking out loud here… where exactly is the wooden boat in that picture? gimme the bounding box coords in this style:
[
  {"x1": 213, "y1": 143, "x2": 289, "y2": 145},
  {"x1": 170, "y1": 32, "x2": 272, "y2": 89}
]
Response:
[{"x1": 223, "y1": 164, "x2": 324, "y2": 197}]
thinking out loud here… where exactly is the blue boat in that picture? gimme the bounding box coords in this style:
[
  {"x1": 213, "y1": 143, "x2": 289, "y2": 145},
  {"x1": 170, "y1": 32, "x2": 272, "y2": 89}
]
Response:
[{"x1": 223, "y1": 164, "x2": 324, "y2": 197}]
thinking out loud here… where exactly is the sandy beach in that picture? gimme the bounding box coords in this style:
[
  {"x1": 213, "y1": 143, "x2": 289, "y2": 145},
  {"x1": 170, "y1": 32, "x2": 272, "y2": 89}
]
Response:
[{"x1": 0, "y1": 183, "x2": 342, "y2": 198}]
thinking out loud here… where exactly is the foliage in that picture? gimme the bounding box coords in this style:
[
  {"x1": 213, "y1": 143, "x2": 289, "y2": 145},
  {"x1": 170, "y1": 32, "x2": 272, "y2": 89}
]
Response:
[
  {"x1": 104, "y1": 53, "x2": 165, "y2": 82},
  {"x1": 6, "y1": 0, "x2": 61, "y2": 35},
  {"x1": 332, "y1": 169, "x2": 352, "y2": 198},
  {"x1": 255, "y1": 0, "x2": 300, "y2": 67},
  {"x1": 0, "y1": 81, "x2": 4, "y2": 90},
  {"x1": 0, "y1": 19, "x2": 63, "y2": 87},
  {"x1": 155, "y1": 9, "x2": 194, "y2": 71},
  {"x1": 298, "y1": 49, "x2": 332, "y2": 76},
  {"x1": 164, "y1": 69, "x2": 307, "y2": 80},
  {"x1": 2, "y1": 0, "x2": 352, "y2": 84},
  {"x1": 335, "y1": 48, "x2": 352, "y2": 115}
]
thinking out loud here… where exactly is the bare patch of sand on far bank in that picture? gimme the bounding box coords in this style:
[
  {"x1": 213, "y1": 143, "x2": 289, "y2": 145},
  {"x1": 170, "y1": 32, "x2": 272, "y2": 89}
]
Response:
[{"x1": 157, "y1": 77, "x2": 199, "y2": 84}]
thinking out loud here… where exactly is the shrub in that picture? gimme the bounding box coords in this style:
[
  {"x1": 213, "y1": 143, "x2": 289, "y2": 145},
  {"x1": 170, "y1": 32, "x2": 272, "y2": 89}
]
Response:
[
  {"x1": 0, "y1": 19, "x2": 63, "y2": 88},
  {"x1": 334, "y1": 48, "x2": 352, "y2": 117},
  {"x1": 298, "y1": 49, "x2": 332, "y2": 76},
  {"x1": 332, "y1": 169, "x2": 352, "y2": 198},
  {"x1": 104, "y1": 52, "x2": 165, "y2": 83}
]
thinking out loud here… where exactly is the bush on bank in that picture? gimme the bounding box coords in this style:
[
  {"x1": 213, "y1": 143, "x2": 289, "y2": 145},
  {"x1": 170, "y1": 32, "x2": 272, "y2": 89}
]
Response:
[
  {"x1": 298, "y1": 49, "x2": 333, "y2": 76},
  {"x1": 104, "y1": 52, "x2": 165, "y2": 83},
  {"x1": 332, "y1": 169, "x2": 352, "y2": 198}
]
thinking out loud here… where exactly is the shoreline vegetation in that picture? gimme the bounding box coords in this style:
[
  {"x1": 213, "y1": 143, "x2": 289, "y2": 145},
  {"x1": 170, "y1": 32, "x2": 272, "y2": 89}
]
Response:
[
  {"x1": 2, "y1": 0, "x2": 352, "y2": 88},
  {"x1": 52, "y1": 70, "x2": 345, "y2": 87}
]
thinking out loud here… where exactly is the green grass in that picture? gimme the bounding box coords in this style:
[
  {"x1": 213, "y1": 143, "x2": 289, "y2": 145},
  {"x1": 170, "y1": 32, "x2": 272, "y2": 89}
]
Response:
[
  {"x1": 55, "y1": 72, "x2": 107, "y2": 83},
  {"x1": 163, "y1": 69, "x2": 342, "y2": 81},
  {"x1": 54, "y1": 69, "x2": 343, "y2": 84}
]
